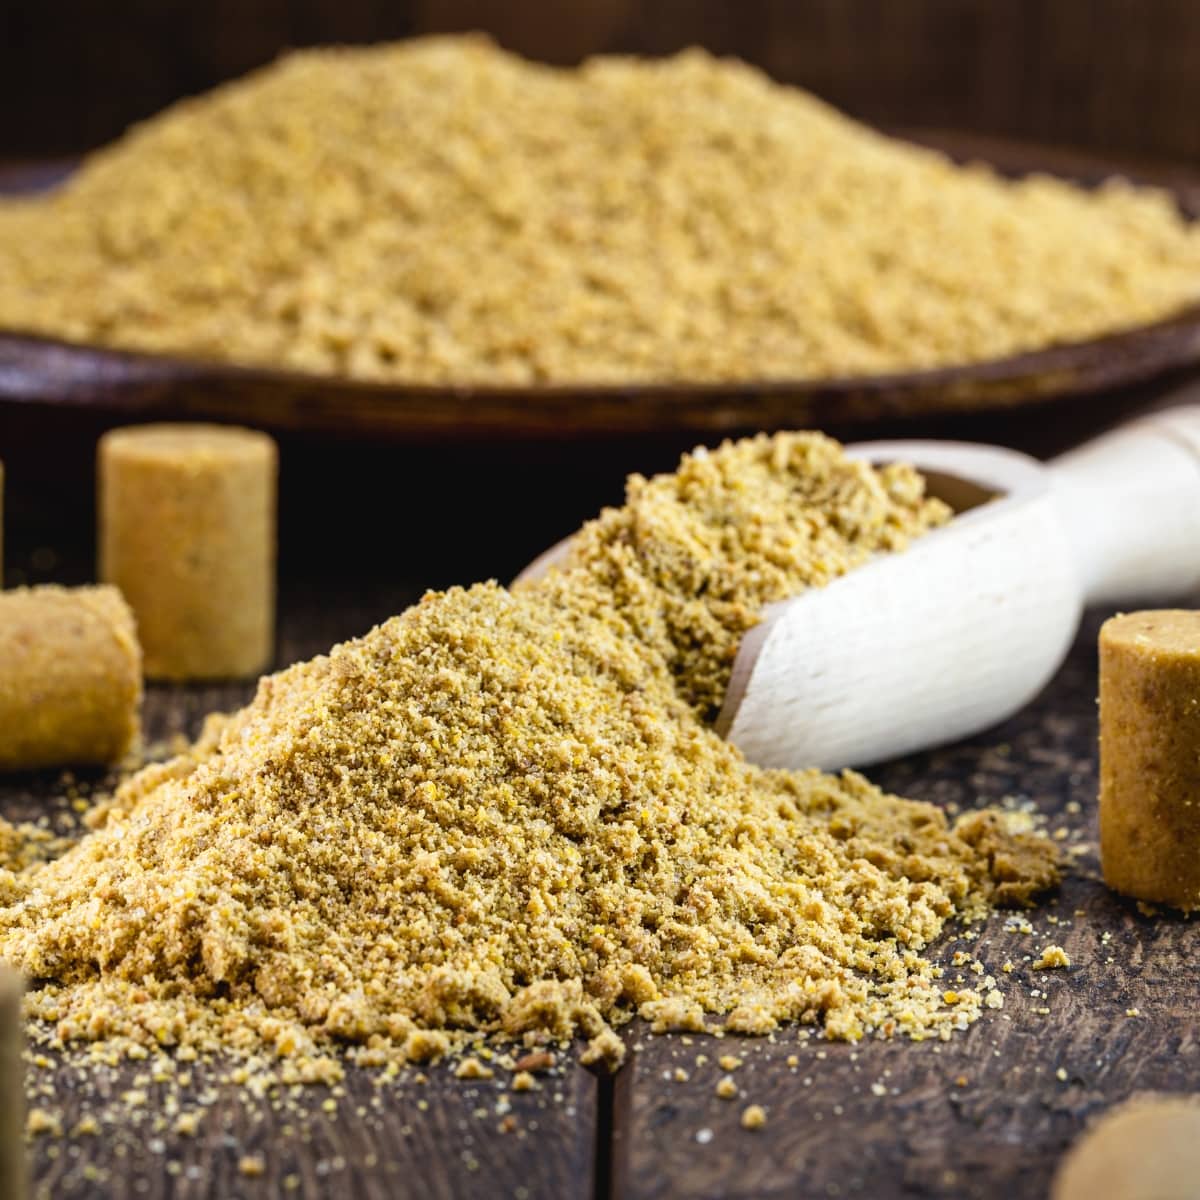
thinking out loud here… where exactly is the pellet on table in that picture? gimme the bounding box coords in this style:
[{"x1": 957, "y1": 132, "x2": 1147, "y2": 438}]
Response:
[
  {"x1": 1099, "y1": 609, "x2": 1200, "y2": 911},
  {"x1": 1052, "y1": 1095, "x2": 1200, "y2": 1200},
  {"x1": 98, "y1": 423, "x2": 278, "y2": 681},
  {"x1": 0, "y1": 584, "x2": 141, "y2": 770}
]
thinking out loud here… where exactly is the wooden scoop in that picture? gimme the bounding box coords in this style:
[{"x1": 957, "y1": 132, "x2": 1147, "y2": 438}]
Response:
[{"x1": 517, "y1": 404, "x2": 1200, "y2": 770}]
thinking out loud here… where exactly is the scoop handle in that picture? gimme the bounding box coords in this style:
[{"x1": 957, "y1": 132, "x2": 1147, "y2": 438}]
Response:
[{"x1": 1048, "y1": 404, "x2": 1200, "y2": 606}]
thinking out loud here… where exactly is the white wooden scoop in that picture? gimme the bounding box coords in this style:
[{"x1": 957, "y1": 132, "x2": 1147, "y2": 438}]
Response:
[{"x1": 518, "y1": 404, "x2": 1200, "y2": 770}]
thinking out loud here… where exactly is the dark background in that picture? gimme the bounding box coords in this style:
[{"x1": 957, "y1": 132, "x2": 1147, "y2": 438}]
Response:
[{"x1": 2, "y1": 0, "x2": 1200, "y2": 163}]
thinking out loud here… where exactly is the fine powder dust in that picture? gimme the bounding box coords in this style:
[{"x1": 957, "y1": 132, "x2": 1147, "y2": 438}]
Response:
[
  {"x1": 0, "y1": 37, "x2": 1197, "y2": 385},
  {"x1": 0, "y1": 435, "x2": 1057, "y2": 1078}
]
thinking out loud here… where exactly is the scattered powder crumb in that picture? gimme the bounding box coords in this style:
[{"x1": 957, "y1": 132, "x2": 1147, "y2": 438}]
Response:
[
  {"x1": 718, "y1": 1055, "x2": 742, "y2": 1072},
  {"x1": 1056, "y1": 1067, "x2": 1069, "y2": 1082},
  {"x1": 454, "y1": 1057, "x2": 494, "y2": 1081},
  {"x1": 26, "y1": 1108, "x2": 62, "y2": 1137},
  {"x1": 580, "y1": 1029, "x2": 626, "y2": 1071},
  {"x1": 870, "y1": 1082, "x2": 888, "y2": 1097},
  {"x1": 1033, "y1": 946, "x2": 1072, "y2": 970},
  {"x1": 1126, "y1": 1008, "x2": 1140, "y2": 1018},
  {"x1": 715, "y1": 1076, "x2": 739, "y2": 1100},
  {"x1": 512, "y1": 1051, "x2": 555, "y2": 1074},
  {"x1": 238, "y1": 1155, "x2": 265, "y2": 1178},
  {"x1": 511, "y1": 1072, "x2": 537, "y2": 1094},
  {"x1": 741, "y1": 1105, "x2": 767, "y2": 1131}
]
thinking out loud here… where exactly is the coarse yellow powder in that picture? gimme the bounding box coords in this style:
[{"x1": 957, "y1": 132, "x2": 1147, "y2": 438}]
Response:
[
  {"x1": 0, "y1": 434, "x2": 1057, "y2": 1076},
  {"x1": 0, "y1": 37, "x2": 1196, "y2": 385}
]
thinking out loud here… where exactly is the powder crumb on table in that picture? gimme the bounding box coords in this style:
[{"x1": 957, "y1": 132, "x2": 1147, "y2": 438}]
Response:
[
  {"x1": 25, "y1": 1108, "x2": 61, "y2": 1137},
  {"x1": 0, "y1": 39, "x2": 1197, "y2": 387},
  {"x1": 0, "y1": 434, "x2": 1058, "y2": 1082},
  {"x1": 512, "y1": 1051, "x2": 555, "y2": 1074},
  {"x1": 454, "y1": 1057, "x2": 494, "y2": 1081},
  {"x1": 741, "y1": 1105, "x2": 767, "y2": 1131},
  {"x1": 1032, "y1": 946, "x2": 1072, "y2": 970},
  {"x1": 238, "y1": 1155, "x2": 265, "y2": 1178},
  {"x1": 715, "y1": 1076, "x2": 739, "y2": 1100}
]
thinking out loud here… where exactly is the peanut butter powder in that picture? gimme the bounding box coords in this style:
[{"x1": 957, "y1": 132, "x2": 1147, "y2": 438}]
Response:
[{"x1": 0, "y1": 434, "x2": 1056, "y2": 1079}]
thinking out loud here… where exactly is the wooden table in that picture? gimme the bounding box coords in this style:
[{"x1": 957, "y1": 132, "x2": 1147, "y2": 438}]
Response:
[{"x1": 3, "y1": 560, "x2": 1193, "y2": 1198}]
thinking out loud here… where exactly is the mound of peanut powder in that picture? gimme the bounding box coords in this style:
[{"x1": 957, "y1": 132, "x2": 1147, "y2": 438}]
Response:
[
  {"x1": 0, "y1": 37, "x2": 1196, "y2": 384},
  {"x1": 0, "y1": 434, "x2": 1057, "y2": 1079}
]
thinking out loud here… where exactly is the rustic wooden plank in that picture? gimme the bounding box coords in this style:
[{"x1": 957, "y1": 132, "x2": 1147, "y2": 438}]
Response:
[
  {"x1": 0, "y1": 580, "x2": 598, "y2": 1200},
  {"x1": 613, "y1": 611, "x2": 1199, "y2": 1199},
  {"x1": 29, "y1": 1051, "x2": 597, "y2": 1200}
]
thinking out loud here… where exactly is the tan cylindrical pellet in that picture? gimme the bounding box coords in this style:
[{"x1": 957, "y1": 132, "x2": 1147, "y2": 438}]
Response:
[
  {"x1": 98, "y1": 424, "x2": 278, "y2": 681},
  {"x1": 0, "y1": 967, "x2": 25, "y2": 1200},
  {"x1": 1052, "y1": 1096, "x2": 1200, "y2": 1200},
  {"x1": 1099, "y1": 610, "x2": 1200, "y2": 911},
  {"x1": 0, "y1": 585, "x2": 141, "y2": 770}
]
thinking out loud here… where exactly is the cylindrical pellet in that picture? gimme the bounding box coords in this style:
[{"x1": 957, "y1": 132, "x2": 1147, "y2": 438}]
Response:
[
  {"x1": 1053, "y1": 1096, "x2": 1200, "y2": 1200},
  {"x1": 98, "y1": 424, "x2": 278, "y2": 681},
  {"x1": 0, "y1": 967, "x2": 25, "y2": 1200},
  {"x1": 0, "y1": 585, "x2": 141, "y2": 770},
  {"x1": 1099, "y1": 610, "x2": 1200, "y2": 910}
]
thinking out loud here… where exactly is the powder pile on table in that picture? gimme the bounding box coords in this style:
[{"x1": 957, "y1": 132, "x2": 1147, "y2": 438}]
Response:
[
  {"x1": 0, "y1": 37, "x2": 1197, "y2": 384},
  {"x1": 0, "y1": 434, "x2": 1057, "y2": 1078}
]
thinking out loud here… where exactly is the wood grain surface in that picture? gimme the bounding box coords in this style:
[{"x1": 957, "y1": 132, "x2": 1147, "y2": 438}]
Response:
[
  {"x1": 32, "y1": 1054, "x2": 597, "y2": 1200},
  {"x1": 2, "y1": 564, "x2": 1195, "y2": 1198}
]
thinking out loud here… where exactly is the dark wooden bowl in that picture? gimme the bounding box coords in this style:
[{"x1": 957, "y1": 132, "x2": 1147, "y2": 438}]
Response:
[{"x1": 1, "y1": 132, "x2": 1198, "y2": 444}]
